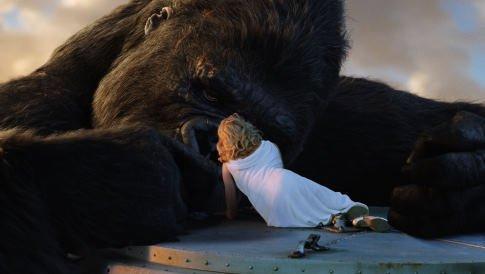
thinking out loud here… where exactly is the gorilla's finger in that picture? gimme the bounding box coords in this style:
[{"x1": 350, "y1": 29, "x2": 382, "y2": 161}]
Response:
[
  {"x1": 402, "y1": 150, "x2": 485, "y2": 188},
  {"x1": 388, "y1": 208, "x2": 424, "y2": 237},
  {"x1": 390, "y1": 185, "x2": 427, "y2": 215},
  {"x1": 406, "y1": 135, "x2": 437, "y2": 164},
  {"x1": 388, "y1": 208, "x2": 452, "y2": 238},
  {"x1": 407, "y1": 111, "x2": 485, "y2": 164},
  {"x1": 390, "y1": 185, "x2": 448, "y2": 217},
  {"x1": 388, "y1": 184, "x2": 485, "y2": 238},
  {"x1": 429, "y1": 111, "x2": 485, "y2": 150}
]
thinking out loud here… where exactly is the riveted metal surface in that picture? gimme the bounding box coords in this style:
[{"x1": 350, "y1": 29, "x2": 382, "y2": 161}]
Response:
[
  {"x1": 106, "y1": 260, "x2": 216, "y2": 273},
  {"x1": 119, "y1": 208, "x2": 485, "y2": 274}
]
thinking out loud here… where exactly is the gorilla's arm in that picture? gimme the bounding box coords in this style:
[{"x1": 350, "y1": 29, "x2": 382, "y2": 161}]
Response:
[
  {"x1": 0, "y1": 126, "x2": 189, "y2": 273},
  {"x1": 293, "y1": 76, "x2": 485, "y2": 237},
  {"x1": 292, "y1": 77, "x2": 464, "y2": 203},
  {"x1": 0, "y1": 122, "x2": 228, "y2": 272},
  {"x1": 0, "y1": 124, "x2": 221, "y2": 273},
  {"x1": 0, "y1": 0, "x2": 156, "y2": 133}
]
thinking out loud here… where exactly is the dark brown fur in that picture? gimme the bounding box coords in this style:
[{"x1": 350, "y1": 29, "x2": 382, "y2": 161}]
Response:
[{"x1": 0, "y1": 1, "x2": 484, "y2": 272}]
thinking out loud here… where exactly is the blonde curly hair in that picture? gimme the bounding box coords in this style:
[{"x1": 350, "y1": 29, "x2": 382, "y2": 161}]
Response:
[{"x1": 217, "y1": 113, "x2": 262, "y2": 163}]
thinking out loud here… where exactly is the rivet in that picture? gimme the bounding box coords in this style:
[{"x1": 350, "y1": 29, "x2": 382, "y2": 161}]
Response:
[
  {"x1": 204, "y1": 260, "x2": 209, "y2": 265},
  {"x1": 226, "y1": 263, "x2": 231, "y2": 267},
  {"x1": 249, "y1": 266, "x2": 254, "y2": 270},
  {"x1": 301, "y1": 269, "x2": 306, "y2": 272},
  {"x1": 168, "y1": 256, "x2": 172, "y2": 260},
  {"x1": 274, "y1": 266, "x2": 279, "y2": 271},
  {"x1": 153, "y1": 253, "x2": 157, "y2": 257},
  {"x1": 185, "y1": 258, "x2": 190, "y2": 263}
]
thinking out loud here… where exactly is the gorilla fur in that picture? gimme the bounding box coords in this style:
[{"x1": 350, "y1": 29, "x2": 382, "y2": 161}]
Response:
[{"x1": 0, "y1": 0, "x2": 484, "y2": 272}]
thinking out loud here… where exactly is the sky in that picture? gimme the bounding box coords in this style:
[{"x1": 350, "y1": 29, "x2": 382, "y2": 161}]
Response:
[{"x1": 0, "y1": 0, "x2": 483, "y2": 102}]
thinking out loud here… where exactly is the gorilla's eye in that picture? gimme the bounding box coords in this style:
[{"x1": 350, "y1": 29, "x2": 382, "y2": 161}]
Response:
[{"x1": 203, "y1": 90, "x2": 218, "y2": 103}]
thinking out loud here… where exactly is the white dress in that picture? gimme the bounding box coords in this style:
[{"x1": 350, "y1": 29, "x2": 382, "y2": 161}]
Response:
[{"x1": 225, "y1": 140, "x2": 361, "y2": 227}]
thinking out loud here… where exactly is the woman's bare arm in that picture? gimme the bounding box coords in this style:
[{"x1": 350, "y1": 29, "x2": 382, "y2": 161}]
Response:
[{"x1": 222, "y1": 164, "x2": 239, "y2": 220}]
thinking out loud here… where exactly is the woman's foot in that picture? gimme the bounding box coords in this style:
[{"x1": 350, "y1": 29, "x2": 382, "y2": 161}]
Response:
[
  {"x1": 352, "y1": 216, "x2": 390, "y2": 232},
  {"x1": 344, "y1": 202, "x2": 369, "y2": 221},
  {"x1": 321, "y1": 203, "x2": 369, "y2": 233}
]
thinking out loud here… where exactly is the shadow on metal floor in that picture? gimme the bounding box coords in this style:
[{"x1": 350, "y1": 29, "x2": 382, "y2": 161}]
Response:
[{"x1": 86, "y1": 207, "x2": 485, "y2": 274}]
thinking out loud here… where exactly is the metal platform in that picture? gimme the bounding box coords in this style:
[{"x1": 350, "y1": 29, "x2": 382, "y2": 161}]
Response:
[{"x1": 106, "y1": 208, "x2": 485, "y2": 274}]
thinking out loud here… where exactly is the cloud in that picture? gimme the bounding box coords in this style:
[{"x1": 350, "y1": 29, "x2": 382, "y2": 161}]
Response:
[
  {"x1": 343, "y1": 0, "x2": 485, "y2": 102},
  {"x1": 0, "y1": 0, "x2": 124, "y2": 81},
  {"x1": 473, "y1": 0, "x2": 485, "y2": 21},
  {"x1": 0, "y1": 0, "x2": 483, "y2": 102},
  {"x1": 0, "y1": 3, "x2": 14, "y2": 13}
]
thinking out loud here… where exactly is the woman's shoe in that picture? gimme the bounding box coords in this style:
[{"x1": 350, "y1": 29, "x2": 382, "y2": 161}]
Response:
[
  {"x1": 352, "y1": 216, "x2": 390, "y2": 232},
  {"x1": 344, "y1": 202, "x2": 369, "y2": 221},
  {"x1": 323, "y1": 214, "x2": 363, "y2": 233}
]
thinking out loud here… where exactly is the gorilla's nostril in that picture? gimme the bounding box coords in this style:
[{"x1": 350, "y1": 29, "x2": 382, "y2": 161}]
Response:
[
  {"x1": 198, "y1": 133, "x2": 218, "y2": 160},
  {"x1": 180, "y1": 117, "x2": 219, "y2": 160}
]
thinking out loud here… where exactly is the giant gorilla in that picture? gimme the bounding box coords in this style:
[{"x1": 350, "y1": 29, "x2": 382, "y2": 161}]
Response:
[{"x1": 0, "y1": 0, "x2": 484, "y2": 273}]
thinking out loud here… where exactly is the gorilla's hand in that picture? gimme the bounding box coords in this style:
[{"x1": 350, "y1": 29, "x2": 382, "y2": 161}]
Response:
[
  {"x1": 403, "y1": 111, "x2": 485, "y2": 189},
  {"x1": 389, "y1": 111, "x2": 485, "y2": 237}
]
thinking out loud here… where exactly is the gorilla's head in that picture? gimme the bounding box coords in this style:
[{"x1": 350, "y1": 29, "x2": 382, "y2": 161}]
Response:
[{"x1": 93, "y1": 0, "x2": 347, "y2": 165}]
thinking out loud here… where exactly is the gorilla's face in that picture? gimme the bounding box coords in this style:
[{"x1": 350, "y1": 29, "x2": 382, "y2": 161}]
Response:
[{"x1": 94, "y1": 0, "x2": 347, "y2": 165}]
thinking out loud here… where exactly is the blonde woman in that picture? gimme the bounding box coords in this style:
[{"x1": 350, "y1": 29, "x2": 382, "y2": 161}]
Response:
[{"x1": 217, "y1": 113, "x2": 389, "y2": 232}]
